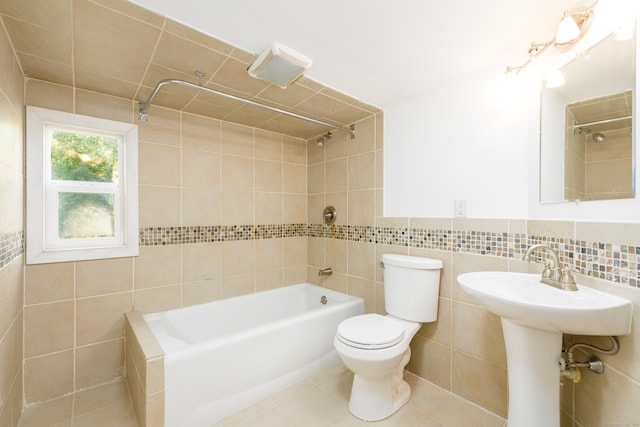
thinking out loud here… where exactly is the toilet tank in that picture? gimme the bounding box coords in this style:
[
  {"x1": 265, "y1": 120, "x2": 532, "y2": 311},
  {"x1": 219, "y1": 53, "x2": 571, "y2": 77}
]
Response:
[{"x1": 382, "y1": 254, "x2": 443, "y2": 323}]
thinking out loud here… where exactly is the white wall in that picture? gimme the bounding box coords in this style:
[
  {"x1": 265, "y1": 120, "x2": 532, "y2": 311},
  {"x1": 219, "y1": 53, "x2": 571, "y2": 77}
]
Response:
[
  {"x1": 385, "y1": 1, "x2": 640, "y2": 222},
  {"x1": 384, "y1": 67, "x2": 536, "y2": 218}
]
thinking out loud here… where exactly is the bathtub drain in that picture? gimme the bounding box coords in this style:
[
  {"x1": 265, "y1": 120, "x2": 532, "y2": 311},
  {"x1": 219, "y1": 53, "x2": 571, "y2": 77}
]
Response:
[{"x1": 320, "y1": 296, "x2": 328, "y2": 304}]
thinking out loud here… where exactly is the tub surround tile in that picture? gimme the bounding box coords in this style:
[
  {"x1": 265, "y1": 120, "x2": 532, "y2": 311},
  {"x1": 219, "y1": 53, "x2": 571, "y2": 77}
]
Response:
[
  {"x1": 134, "y1": 246, "x2": 182, "y2": 290},
  {"x1": 25, "y1": 263, "x2": 74, "y2": 304},
  {"x1": 76, "y1": 293, "x2": 133, "y2": 346},
  {"x1": 221, "y1": 274, "x2": 255, "y2": 299},
  {"x1": 134, "y1": 285, "x2": 182, "y2": 314},
  {"x1": 181, "y1": 279, "x2": 222, "y2": 306},
  {"x1": 138, "y1": 185, "x2": 182, "y2": 228},
  {"x1": 76, "y1": 257, "x2": 133, "y2": 297},
  {"x1": 24, "y1": 301, "x2": 74, "y2": 358},
  {"x1": 24, "y1": 350, "x2": 74, "y2": 404},
  {"x1": 75, "y1": 339, "x2": 125, "y2": 390}
]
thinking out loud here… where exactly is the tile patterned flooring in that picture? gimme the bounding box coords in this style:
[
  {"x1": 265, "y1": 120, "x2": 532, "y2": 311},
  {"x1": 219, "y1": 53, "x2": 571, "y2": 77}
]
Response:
[{"x1": 17, "y1": 363, "x2": 506, "y2": 427}]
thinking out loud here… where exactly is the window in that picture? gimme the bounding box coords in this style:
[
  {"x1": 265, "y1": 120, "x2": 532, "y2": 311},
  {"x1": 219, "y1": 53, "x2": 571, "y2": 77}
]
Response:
[{"x1": 26, "y1": 106, "x2": 138, "y2": 264}]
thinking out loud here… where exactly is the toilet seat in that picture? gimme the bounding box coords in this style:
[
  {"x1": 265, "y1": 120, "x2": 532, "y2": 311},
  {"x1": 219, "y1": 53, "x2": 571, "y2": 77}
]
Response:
[{"x1": 337, "y1": 314, "x2": 405, "y2": 350}]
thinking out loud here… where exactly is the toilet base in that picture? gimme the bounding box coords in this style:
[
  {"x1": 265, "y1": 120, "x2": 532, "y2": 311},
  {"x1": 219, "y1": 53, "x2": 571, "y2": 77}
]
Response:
[{"x1": 348, "y1": 373, "x2": 411, "y2": 421}]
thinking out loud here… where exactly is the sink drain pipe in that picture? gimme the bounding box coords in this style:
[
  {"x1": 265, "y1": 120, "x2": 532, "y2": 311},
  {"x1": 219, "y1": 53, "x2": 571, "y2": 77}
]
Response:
[{"x1": 559, "y1": 336, "x2": 619, "y2": 382}]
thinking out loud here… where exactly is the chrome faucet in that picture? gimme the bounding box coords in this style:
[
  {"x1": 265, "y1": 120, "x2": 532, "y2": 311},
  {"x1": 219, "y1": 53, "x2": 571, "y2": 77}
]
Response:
[{"x1": 522, "y1": 244, "x2": 578, "y2": 291}]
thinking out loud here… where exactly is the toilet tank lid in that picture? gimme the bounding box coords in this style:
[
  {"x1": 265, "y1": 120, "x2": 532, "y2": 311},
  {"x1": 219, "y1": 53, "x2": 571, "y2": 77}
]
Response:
[{"x1": 381, "y1": 254, "x2": 443, "y2": 269}]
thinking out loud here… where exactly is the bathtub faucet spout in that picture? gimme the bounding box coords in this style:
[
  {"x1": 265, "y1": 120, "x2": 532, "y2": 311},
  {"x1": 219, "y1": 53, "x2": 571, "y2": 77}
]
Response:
[{"x1": 318, "y1": 267, "x2": 333, "y2": 277}]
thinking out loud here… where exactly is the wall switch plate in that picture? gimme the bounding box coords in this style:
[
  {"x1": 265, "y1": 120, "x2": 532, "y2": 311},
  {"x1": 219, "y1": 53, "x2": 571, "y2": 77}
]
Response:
[{"x1": 454, "y1": 200, "x2": 466, "y2": 217}]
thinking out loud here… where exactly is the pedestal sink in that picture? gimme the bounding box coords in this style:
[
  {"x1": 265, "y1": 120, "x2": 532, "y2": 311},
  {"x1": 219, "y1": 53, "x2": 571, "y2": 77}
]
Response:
[{"x1": 457, "y1": 271, "x2": 633, "y2": 427}]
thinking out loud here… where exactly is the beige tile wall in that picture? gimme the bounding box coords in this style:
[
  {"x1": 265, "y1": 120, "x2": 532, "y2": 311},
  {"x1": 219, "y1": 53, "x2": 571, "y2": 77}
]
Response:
[
  {"x1": 585, "y1": 127, "x2": 634, "y2": 200},
  {"x1": 23, "y1": 78, "x2": 310, "y2": 404},
  {"x1": 306, "y1": 114, "x2": 383, "y2": 310},
  {"x1": 0, "y1": 16, "x2": 25, "y2": 427}
]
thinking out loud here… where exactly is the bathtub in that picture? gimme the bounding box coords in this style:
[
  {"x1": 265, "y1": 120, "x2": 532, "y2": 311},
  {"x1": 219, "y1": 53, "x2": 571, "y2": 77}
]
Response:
[{"x1": 143, "y1": 283, "x2": 364, "y2": 427}]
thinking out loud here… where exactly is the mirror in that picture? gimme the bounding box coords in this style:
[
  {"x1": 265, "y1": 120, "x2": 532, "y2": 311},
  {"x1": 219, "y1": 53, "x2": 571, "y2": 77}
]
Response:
[{"x1": 540, "y1": 20, "x2": 636, "y2": 203}]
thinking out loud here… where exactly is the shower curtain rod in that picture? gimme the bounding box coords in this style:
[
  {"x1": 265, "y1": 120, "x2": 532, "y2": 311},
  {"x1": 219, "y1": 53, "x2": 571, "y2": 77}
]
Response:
[
  {"x1": 572, "y1": 115, "x2": 632, "y2": 130},
  {"x1": 138, "y1": 79, "x2": 356, "y2": 138}
]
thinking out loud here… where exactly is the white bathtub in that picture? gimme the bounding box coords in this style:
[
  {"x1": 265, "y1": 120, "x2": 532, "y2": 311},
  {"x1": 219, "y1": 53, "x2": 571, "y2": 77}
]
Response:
[{"x1": 143, "y1": 283, "x2": 364, "y2": 427}]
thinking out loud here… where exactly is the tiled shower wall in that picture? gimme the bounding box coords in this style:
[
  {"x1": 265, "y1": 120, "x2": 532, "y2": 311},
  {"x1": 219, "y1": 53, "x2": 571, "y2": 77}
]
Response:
[
  {"x1": 0, "y1": 20, "x2": 25, "y2": 427},
  {"x1": 22, "y1": 78, "x2": 310, "y2": 405}
]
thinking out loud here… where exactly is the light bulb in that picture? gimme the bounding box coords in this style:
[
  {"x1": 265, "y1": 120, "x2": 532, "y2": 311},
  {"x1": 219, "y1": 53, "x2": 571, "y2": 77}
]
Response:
[{"x1": 556, "y1": 12, "x2": 581, "y2": 44}]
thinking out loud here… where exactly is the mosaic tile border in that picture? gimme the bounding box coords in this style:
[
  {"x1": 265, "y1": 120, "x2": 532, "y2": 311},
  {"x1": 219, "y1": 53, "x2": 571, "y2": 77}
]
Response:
[
  {"x1": 0, "y1": 230, "x2": 24, "y2": 269},
  {"x1": 138, "y1": 224, "x2": 639, "y2": 286},
  {"x1": 138, "y1": 224, "x2": 308, "y2": 246},
  {"x1": 2, "y1": 223, "x2": 636, "y2": 286}
]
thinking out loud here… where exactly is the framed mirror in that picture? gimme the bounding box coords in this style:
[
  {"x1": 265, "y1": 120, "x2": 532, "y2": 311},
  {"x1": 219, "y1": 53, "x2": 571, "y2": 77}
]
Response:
[{"x1": 540, "y1": 20, "x2": 636, "y2": 203}]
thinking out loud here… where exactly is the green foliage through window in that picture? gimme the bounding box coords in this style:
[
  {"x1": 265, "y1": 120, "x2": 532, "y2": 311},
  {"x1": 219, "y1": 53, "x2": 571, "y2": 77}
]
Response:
[
  {"x1": 50, "y1": 130, "x2": 119, "y2": 183},
  {"x1": 49, "y1": 129, "x2": 120, "y2": 239}
]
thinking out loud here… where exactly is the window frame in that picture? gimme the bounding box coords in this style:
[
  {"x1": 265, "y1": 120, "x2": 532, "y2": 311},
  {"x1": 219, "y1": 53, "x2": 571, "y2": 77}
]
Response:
[{"x1": 26, "y1": 106, "x2": 139, "y2": 264}]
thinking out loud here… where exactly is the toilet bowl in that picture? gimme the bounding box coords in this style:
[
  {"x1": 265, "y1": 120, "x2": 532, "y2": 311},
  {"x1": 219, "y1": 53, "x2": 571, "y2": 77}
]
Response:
[
  {"x1": 334, "y1": 314, "x2": 420, "y2": 421},
  {"x1": 334, "y1": 254, "x2": 442, "y2": 421}
]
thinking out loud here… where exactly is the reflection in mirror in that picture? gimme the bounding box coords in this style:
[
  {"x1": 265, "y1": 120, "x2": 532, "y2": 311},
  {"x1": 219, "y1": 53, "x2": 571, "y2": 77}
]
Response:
[
  {"x1": 565, "y1": 91, "x2": 633, "y2": 200},
  {"x1": 540, "y1": 20, "x2": 636, "y2": 204}
]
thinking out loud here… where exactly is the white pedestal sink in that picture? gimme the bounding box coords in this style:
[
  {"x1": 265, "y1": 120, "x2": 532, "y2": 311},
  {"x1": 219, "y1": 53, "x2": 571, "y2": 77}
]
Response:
[{"x1": 457, "y1": 271, "x2": 633, "y2": 427}]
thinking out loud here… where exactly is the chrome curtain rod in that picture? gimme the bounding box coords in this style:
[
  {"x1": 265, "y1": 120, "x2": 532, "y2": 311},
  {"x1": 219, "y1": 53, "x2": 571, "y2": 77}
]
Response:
[
  {"x1": 572, "y1": 115, "x2": 632, "y2": 130},
  {"x1": 138, "y1": 79, "x2": 356, "y2": 138}
]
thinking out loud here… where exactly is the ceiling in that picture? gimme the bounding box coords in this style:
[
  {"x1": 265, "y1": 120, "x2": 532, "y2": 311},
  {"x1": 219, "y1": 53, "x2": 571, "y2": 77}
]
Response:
[
  {"x1": 130, "y1": 0, "x2": 583, "y2": 107},
  {"x1": 1, "y1": 0, "x2": 586, "y2": 138}
]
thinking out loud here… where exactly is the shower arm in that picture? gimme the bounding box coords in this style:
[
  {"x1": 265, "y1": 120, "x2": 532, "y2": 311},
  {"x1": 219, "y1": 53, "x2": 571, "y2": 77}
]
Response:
[
  {"x1": 138, "y1": 78, "x2": 356, "y2": 138},
  {"x1": 572, "y1": 115, "x2": 632, "y2": 133}
]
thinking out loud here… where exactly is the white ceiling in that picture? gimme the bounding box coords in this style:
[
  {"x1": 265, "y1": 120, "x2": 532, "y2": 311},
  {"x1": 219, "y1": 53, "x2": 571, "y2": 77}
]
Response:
[{"x1": 130, "y1": 0, "x2": 581, "y2": 108}]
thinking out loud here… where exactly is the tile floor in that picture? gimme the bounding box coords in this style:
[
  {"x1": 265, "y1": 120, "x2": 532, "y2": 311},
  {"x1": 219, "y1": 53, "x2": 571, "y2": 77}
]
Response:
[
  {"x1": 17, "y1": 381, "x2": 137, "y2": 427},
  {"x1": 17, "y1": 362, "x2": 506, "y2": 427}
]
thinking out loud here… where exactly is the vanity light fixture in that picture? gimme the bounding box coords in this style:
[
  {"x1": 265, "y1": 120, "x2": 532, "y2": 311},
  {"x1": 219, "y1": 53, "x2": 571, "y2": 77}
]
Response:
[
  {"x1": 505, "y1": 1, "x2": 597, "y2": 74},
  {"x1": 555, "y1": 11, "x2": 582, "y2": 44}
]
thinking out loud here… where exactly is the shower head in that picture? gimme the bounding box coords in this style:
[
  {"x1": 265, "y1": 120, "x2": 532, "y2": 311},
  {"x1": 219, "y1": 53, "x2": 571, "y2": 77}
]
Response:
[
  {"x1": 315, "y1": 132, "x2": 332, "y2": 148},
  {"x1": 580, "y1": 128, "x2": 606, "y2": 143}
]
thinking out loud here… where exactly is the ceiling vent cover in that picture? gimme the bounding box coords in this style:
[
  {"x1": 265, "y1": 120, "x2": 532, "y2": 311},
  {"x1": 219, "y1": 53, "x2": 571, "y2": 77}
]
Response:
[{"x1": 248, "y1": 43, "x2": 312, "y2": 88}]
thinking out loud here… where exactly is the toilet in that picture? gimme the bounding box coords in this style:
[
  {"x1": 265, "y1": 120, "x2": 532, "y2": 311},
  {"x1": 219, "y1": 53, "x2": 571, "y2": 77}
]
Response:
[{"x1": 334, "y1": 254, "x2": 443, "y2": 421}]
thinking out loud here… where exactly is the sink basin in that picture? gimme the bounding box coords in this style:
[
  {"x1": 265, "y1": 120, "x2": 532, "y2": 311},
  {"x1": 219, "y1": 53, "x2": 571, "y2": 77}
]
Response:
[
  {"x1": 457, "y1": 271, "x2": 632, "y2": 336},
  {"x1": 457, "y1": 271, "x2": 633, "y2": 427}
]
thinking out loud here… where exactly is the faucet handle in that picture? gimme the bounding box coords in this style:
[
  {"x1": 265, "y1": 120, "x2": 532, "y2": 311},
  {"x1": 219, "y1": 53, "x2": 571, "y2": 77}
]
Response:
[
  {"x1": 559, "y1": 268, "x2": 578, "y2": 291},
  {"x1": 560, "y1": 268, "x2": 577, "y2": 285},
  {"x1": 541, "y1": 262, "x2": 554, "y2": 279}
]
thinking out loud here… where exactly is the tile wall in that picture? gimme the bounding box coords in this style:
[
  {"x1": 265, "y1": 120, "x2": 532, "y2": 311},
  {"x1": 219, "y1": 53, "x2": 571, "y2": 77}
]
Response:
[
  {"x1": 0, "y1": 18, "x2": 25, "y2": 427},
  {"x1": 22, "y1": 78, "x2": 310, "y2": 406}
]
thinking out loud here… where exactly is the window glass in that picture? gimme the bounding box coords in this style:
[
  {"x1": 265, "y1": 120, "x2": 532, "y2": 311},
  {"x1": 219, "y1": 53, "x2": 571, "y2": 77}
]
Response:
[
  {"x1": 49, "y1": 129, "x2": 119, "y2": 183},
  {"x1": 26, "y1": 106, "x2": 139, "y2": 264},
  {"x1": 58, "y1": 192, "x2": 115, "y2": 239}
]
